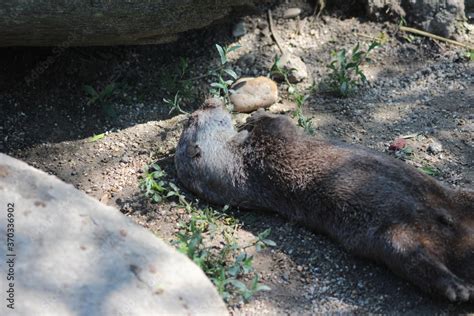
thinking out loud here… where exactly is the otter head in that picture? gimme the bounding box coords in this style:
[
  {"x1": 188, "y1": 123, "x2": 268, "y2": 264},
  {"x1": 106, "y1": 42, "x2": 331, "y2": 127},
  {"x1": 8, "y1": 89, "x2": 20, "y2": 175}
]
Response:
[{"x1": 175, "y1": 98, "x2": 247, "y2": 205}]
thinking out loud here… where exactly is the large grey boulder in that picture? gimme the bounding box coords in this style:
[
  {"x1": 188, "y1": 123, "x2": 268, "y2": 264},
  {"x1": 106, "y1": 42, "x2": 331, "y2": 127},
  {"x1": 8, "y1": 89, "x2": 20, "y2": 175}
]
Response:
[
  {"x1": 0, "y1": 153, "x2": 227, "y2": 316},
  {"x1": 0, "y1": 0, "x2": 253, "y2": 47},
  {"x1": 365, "y1": 0, "x2": 466, "y2": 38}
]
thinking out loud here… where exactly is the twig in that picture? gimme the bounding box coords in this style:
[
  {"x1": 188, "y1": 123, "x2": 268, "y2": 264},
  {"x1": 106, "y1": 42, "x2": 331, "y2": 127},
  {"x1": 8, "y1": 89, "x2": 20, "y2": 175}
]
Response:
[
  {"x1": 312, "y1": 0, "x2": 325, "y2": 19},
  {"x1": 267, "y1": 9, "x2": 285, "y2": 54},
  {"x1": 179, "y1": 67, "x2": 220, "y2": 82},
  {"x1": 399, "y1": 26, "x2": 473, "y2": 50}
]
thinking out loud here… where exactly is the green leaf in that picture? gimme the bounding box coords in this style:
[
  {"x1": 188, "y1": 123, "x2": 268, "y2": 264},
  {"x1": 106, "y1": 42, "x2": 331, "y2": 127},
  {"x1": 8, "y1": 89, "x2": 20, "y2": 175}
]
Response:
[
  {"x1": 346, "y1": 62, "x2": 357, "y2": 69},
  {"x1": 152, "y1": 194, "x2": 162, "y2": 203},
  {"x1": 358, "y1": 71, "x2": 367, "y2": 82},
  {"x1": 466, "y1": 50, "x2": 474, "y2": 61},
  {"x1": 227, "y1": 264, "x2": 241, "y2": 277},
  {"x1": 262, "y1": 239, "x2": 276, "y2": 247},
  {"x1": 83, "y1": 85, "x2": 98, "y2": 98},
  {"x1": 101, "y1": 82, "x2": 116, "y2": 98},
  {"x1": 89, "y1": 133, "x2": 105, "y2": 142},
  {"x1": 418, "y1": 166, "x2": 441, "y2": 176},
  {"x1": 402, "y1": 146, "x2": 414, "y2": 155},
  {"x1": 352, "y1": 42, "x2": 360, "y2": 54},
  {"x1": 368, "y1": 40, "x2": 380, "y2": 52},
  {"x1": 226, "y1": 44, "x2": 241, "y2": 53},
  {"x1": 255, "y1": 284, "x2": 271, "y2": 292},
  {"x1": 210, "y1": 82, "x2": 226, "y2": 89},
  {"x1": 168, "y1": 182, "x2": 179, "y2": 192},
  {"x1": 229, "y1": 279, "x2": 248, "y2": 292},
  {"x1": 258, "y1": 228, "x2": 271, "y2": 239},
  {"x1": 215, "y1": 44, "x2": 226, "y2": 65},
  {"x1": 223, "y1": 68, "x2": 238, "y2": 80},
  {"x1": 340, "y1": 81, "x2": 349, "y2": 96},
  {"x1": 351, "y1": 51, "x2": 363, "y2": 61}
]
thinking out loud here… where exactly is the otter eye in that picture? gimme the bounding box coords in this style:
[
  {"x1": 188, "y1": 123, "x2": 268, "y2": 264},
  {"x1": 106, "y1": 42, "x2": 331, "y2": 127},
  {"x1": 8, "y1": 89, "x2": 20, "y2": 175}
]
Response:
[{"x1": 186, "y1": 143, "x2": 201, "y2": 158}]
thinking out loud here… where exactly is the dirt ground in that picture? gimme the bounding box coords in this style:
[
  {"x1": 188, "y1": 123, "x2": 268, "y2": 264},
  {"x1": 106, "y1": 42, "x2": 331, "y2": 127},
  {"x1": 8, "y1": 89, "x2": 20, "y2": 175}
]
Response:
[{"x1": 1, "y1": 0, "x2": 473, "y2": 314}]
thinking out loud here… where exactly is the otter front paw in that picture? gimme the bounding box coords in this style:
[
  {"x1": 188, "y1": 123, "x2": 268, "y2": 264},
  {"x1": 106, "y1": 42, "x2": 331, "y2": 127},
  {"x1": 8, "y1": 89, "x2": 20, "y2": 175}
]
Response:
[{"x1": 437, "y1": 277, "x2": 473, "y2": 302}]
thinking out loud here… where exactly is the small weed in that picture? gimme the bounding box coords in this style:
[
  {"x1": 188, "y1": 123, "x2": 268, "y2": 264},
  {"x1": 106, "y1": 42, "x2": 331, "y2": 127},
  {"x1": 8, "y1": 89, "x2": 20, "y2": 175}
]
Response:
[
  {"x1": 89, "y1": 133, "x2": 105, "y2": 142},
  {"x1": 270, "y1": 56, "x2": 293, "y2": 86},
  {"x1": 83, "y1": 82, "x2": 121, "y2": 117},
  {"x1": 290, "y1": 88, "x2": 315, "y2": 135},
  {"x1": 83, "y1": 83, "x2": 117, "y2": 105},
  {"x1": 271, "y1": 56, "x2": 315, "y2": 135},
  {"x1": 376, "y1": 32, "x2": 389, "y2": 45},
  {"x1": 398, "y1": 17, "x2": 416, "y2": 43},
  {"x1": 465, "y1": 49, "x2": 474, "y2": 62},
  {"x1": 325, "y1": 40, "x2": 380, "y2": 97},
  {"x1": 159, "y1": 56, "x2": 194, "y2": 109},
  {"x1": 163, "y1": 91, "x2": 189, "y2": 115},
  {"x1": 140, "y1": 162, "x2": 275, "y2": 303},
  {"x1": 210, "y1": 44, "x2": 241, "y2": 108},
  {"x1": 418, "y1": 165, "x2": 441, "y2": 177},
  {"x1": 394, "y1": 146, "x2": 414, "y2": 161}
]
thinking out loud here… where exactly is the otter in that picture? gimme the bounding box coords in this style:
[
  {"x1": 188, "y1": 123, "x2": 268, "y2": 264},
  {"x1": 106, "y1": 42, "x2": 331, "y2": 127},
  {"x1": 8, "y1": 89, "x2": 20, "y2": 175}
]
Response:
[{"x1": 175, "y1": 99, "x2": 474, "y2": 302}]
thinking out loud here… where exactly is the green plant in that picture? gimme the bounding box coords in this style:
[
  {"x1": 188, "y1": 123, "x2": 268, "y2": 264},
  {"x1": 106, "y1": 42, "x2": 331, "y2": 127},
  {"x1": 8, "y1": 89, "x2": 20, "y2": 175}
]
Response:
[
  {"x1": 418, "y1": 165, "x2": 441, "y2": 177},
  {"x1": 83, "y1": 82, "x2": 122, "y2": 117},
  {"x1": 139, "y1": 163, "x2": 169, "y2": 203},
  {"x1": 270, "y1": 56, "x2": 293, "y2": 86},
  {"x1": 290, "y1": 88, "x2": 315, "y2": 135},
  {"x1": 210, "y1": 44, "x2": 241, "y2": 108},
  {"x1": 83, "y1": 83, "x2": 117, "y2": 105},
  {"x1": 89, "y1": 133, "x2": 105, "y2": 142},
  {"x1": 271, "y1": 56, "x2": 315, "y2": 135},
  {"x1": 398, "y1": 17, "x2": 415, "y2": 43},
  {"x1": 163, "y1": 91, "x2": 189, "y2": 115},
  {"x1": 158, "y1": 56, "x2": 194, "y2": 107},
  {"x1": 394, "y1": 146, "x2": 414, "y2": 161},
  {"x1": 139, "y1": 162, "x2": 275, "y2": 303},
  {"x1": 326, "y1": 40, "x2": 380, "y2": 97},
  {"x1": 175, "y1": 213, "x2": 273, "y2": 302},
  {"x1": 465, "y1": 49, "x2": 474, "y2": 62}
]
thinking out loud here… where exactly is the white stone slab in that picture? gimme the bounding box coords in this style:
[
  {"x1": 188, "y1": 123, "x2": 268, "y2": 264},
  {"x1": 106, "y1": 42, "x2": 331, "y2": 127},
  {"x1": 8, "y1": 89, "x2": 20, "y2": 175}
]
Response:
[{"x1": 0, "y1": 153, "x2": 227, "y2": 316}]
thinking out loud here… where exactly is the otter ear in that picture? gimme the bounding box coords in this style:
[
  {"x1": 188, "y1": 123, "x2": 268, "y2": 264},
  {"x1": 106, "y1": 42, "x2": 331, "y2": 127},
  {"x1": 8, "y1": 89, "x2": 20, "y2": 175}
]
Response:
[{"x1": 186, "y1": 143, "x2": 201, "y2": 158}]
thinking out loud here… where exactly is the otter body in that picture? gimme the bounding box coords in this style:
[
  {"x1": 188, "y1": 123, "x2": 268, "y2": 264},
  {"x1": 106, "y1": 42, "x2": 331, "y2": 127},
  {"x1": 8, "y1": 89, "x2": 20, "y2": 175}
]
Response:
[{"x1": 175, "y1": 101, "x2": 474, "y2": 302}]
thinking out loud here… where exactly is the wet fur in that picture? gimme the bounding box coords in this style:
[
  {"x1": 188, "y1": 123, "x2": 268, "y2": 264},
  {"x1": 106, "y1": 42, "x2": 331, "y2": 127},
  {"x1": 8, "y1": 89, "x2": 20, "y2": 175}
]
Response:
[{"x1": 175, "y1": 102, "x2": 474, "y2": 302}]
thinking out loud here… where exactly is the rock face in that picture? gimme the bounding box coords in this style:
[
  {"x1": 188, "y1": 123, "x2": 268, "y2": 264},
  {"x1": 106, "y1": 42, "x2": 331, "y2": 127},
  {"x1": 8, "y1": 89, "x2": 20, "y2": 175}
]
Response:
[
  {"x1": 230, "y1": 77, "x2": 278, "y2": 113},
  {"x1": 0, "y1": 154, "x2": 227, "y2": 316},
  {"x1": 365, "y1": 0, "x2": 465, "y2": 38},
  {"x1": 0, "y1": 0, "x2": 254, "y2": 47}
]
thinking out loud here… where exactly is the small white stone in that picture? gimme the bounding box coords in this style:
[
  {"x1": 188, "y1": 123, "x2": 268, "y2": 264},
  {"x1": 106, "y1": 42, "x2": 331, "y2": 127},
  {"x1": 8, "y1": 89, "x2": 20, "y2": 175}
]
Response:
[
  {"x1": 275, "y1": 53, "x2": 308, "y2": 83},
  {"x1": 428, "y1": 141, "x2": 443, "y2": 155},
  {"x1": 283, "y1": 8, "x2": 302, "y2": 19}
]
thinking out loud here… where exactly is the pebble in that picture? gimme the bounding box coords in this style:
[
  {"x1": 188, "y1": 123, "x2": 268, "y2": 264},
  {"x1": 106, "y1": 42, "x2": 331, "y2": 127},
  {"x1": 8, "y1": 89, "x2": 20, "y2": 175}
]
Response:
[
  {"x1": 283, "y1": 8, "x2": 302, "y2": 19},
  {"x1": 237, "y1": 53, "x2": 256, "y2": 67},
  {"x1": 274, "y1": 53, "x2": 308, "y2": 83},
  {"x1": 428, "y1": 141, "x2": 443, "y2": 155},
  {"x1": 268, "y1": 100, "x2": 296, "y2": 114},
  {"x1": 230, "y1": 77, "x2": 278, "y2": 113},
  {"x1": 232, "y1": 21, "x2": 246, "y2": 37}
]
